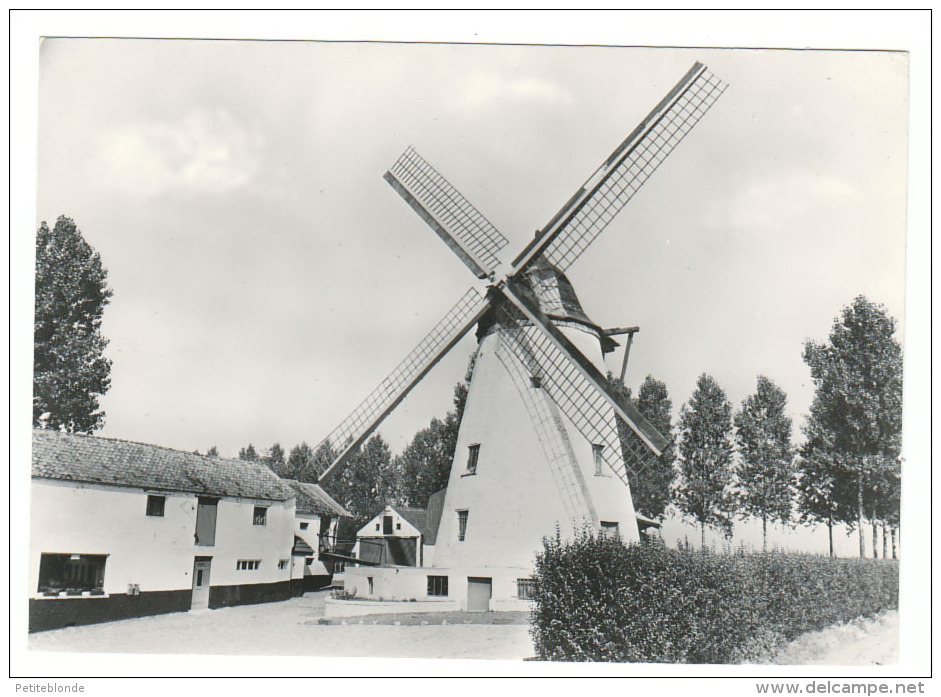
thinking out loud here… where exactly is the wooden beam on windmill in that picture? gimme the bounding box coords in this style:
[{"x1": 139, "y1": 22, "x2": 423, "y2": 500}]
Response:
[{"x1": 603, "y1": 326, "x2": 640, "y2": 384}]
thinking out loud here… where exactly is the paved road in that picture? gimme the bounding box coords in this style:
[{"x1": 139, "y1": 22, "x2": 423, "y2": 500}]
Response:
[{"x1": 28, "y1": 592, "x2": 535, "y2": 660}]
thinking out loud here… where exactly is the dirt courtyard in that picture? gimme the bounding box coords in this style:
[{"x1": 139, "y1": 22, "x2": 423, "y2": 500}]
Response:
[
  {"x1": 27, "y1": 591, "x2": 898, "y2": 666},
  {"x1": 27, "y1": 592, "x2": 535, "y2": 660}
]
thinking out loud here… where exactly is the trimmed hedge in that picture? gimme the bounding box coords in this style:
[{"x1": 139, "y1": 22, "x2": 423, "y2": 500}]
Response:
[{"x1": 529, "y1": 532, "x2": 899, "y2": 663}]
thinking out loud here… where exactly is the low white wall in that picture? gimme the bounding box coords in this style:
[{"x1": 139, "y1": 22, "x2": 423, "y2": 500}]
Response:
[
  {"x1": 323, "y1": 597, "x2": 460, "y2": 618},
  {"x1": 345, "y1": 564, "x2": 535, "y2": 610}
]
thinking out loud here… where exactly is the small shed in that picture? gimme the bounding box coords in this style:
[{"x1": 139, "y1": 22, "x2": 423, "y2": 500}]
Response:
[{"x1": 355, "y1": 489, "x2": 446, "y2": 568}]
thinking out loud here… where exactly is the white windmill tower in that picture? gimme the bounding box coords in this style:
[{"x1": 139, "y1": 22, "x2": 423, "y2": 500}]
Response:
[{"x1": 314, "y1": 63, "x2": 726, "y2": 608}]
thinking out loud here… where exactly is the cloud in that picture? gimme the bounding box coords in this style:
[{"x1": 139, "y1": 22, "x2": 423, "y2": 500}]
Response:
[
  {"x1": 706, "y1": 170, "x2": 861, "y2": 233},
  {"x1": 93, "y1": 108, "x2": 262, "y2": 198},
  {"x1": 448, "y1": 72, "x2": 575, "y2": 112}
]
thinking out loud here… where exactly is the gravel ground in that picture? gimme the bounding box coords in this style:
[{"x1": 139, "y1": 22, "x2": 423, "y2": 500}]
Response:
[
  {"x1": 766, "y1": 610, "x2": 898, "y2": 666},
  {"x1": 28, "y1": 592, "x2": 535, "y2": 660},
  {"x1": 28, "y1": 592, "x2": 896, "y2": 665}
]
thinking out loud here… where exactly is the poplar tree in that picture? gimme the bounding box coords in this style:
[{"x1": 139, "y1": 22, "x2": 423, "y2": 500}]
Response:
[
  {"x1": 263, "y1": 443, "x2": 287, "y2": 476},
  {"x1": 631, "y1": 375, "x2": 676, "y2": 521},
  {"x1": 325, "y1": 434, "x2": 397, "y2": 523},
  {"x1": 801, "y1": 296, "x2": 902, "y2": 558},
  {"x1": 34, "y1": 216, "x2": 112, "y2": 433},
  {"x1": 734, "y1": 376, "x2": 795, "y2": 551},
  {"x1": 675, "y1": 374, "x2": 736, "y2": 549}
]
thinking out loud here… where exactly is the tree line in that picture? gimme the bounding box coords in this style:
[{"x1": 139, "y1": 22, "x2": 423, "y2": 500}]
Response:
[
  {"x1": 227, "y1": 359, "x2": 473, "y2": 525},
  {"x1": 34, "y1": 217, "x2": 903, "y2": 556},
  {"x1": 614, "y1": 295, "x2": 901, "y2": 559}
]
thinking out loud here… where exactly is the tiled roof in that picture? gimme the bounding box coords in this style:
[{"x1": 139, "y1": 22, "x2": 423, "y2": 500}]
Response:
[
  {"x1": 283, "y1": 479, "x2": 351, "y2": 518},
  {"x1": 32, "y1": 429, "x2": 295, "y2": 502},
  {"x1": 396, "y1": 507, "x2": 428, "y2": 537},
  {"x1": 293, "y1": 535, "x2": 314, "y2": 555}
]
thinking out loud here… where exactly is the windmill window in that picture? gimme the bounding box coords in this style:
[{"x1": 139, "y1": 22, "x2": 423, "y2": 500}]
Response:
[
  {"x1": 427, "y1": 575, "x2": 449, "y2": 597},
  {"x1": 375, "y1": 523, "x2": 381, "y2": 531},
  {"x1": 517, "y1": 578, "x2": 535, "y2": 600},
  {"x1": 299, "y1": 522, "x2": 309, "y2": 530},
  {"x1": 592, "y1": 444, "x2": 605, "y2": 476},
  {"x1": 253, "y1": 506, "x2": 267, "y2": 526},
  {"x1": 457, "y1": 510, "x2": 469, "y2": 541},
  {"x1": 529, "y1": 375, "x2": 542, "y2": 388},
  {"x1": 146, "y1": 495, "x2": 165, "y2": 517},
  {"x1": 600, "y1": 521, "x2": 620, "y2": 539},
  {"x1": 278, "y1": 559, "x2": 289, "y2": 570},
  {"x1": 466, "y1": 444, "x2": 480, "y2": 474}
]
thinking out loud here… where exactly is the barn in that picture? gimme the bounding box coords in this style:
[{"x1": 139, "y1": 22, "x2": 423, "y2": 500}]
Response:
[
  {"x1": 29, "y1": 429, "x2": 296, "y2": 631},
  {"x1": 354, "y1": 489, "x2": 446, "y2": 568},
  {"x1": 282, "y1": 478, "x2": 351, "y2": 593}
]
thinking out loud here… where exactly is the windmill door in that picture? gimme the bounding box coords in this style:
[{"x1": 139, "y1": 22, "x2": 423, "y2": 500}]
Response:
[
  {"x1": 467, "y1": 577, "x2": 492, "y2": 612},
  {"x1": 191, "y1": 557, "x2": 212, "y2": 609}
]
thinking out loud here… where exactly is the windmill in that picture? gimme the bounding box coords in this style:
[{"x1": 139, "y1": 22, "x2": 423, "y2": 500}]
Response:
[{"x1": 314, "y1": 62, "x2": 726, "y2": 594}]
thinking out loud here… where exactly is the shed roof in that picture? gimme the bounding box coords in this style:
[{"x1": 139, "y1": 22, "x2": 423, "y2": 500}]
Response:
[
  {"x1": 423, "y1": 488, "x2": 447, "y2": 545},
  {"x1": 396, "y1": 507, "x2": 428, "y2": 537},
  {"x1": 293, "y1": 535, "x2": 315, "y2": 555},
  {"x1": 32, "y1": 429, "x2": 295, "y2": 502},
  {"x1": 283, "y1": 479, "x2": 351, "y2": 518}
]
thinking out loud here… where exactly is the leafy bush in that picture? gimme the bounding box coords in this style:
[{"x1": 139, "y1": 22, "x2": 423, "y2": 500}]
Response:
[{"x1": 529, "y1": 531, "x2": 898, "y2": 663}]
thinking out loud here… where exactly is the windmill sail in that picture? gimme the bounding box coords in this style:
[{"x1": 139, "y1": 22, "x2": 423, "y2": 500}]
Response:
[
  {"x1": 385, "y1": 146, "x2": 510, "y2": 279},
  {"x1": 499, "y1": 281, "x2": 668, "y2": 484},
  {"x1": 511, "y1": 63, "x2": 727, "y2": 274},
  {"x1": 316, "y1": 286, "x2": 489, "y2": 483}
]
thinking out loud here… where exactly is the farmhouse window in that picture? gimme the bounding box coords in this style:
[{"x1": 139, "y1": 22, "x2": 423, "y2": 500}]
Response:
[
  {"x1": 375, "y1": 523, "x2": 380, "y2": 531},
  {"x1": 305, "y1": 557, "x2": 314, "y2": 566},
  {"x1": 600, "y1": 521, "x2": 620, "y2": 539},
  {"x1": 37, "y1": 553, "x2": 107, "y2": 595},
  {"x1": 195, "y1": 496, "x2": 218, "y2": 546},
  {"x1": 457, "y1": 510, "x2": 468, "y2": 541},
  {"x1": 517, "y1": 578, "x2": 535, "y2": 600},
  {"x1": 383, "y1": 515, "x2": 394, "y2": 535},
  {"x1": 299, "y1": 522, "x2": 309, "y2": 530},
  {"x1": 146, "y1": 495, "x2": 165, "y2": 517},
  {"x1": 592, "y1": 444, "x2": 604, "y2": 476},
  {"x1": 427, "y1": 575, "x2": 449, "y2": 597},
  {"x1": 466, "y1": 444, "x2": 480, "y2": 474},
  {"x1": 253, "y1": 506, "x2": 267, "y2": 526},
  {"x1": 236, "y1": 559, "x2": 261, "y2": 570},
  {"x1": 278, "y1": 559, "x2": 289, "y2": 570}
]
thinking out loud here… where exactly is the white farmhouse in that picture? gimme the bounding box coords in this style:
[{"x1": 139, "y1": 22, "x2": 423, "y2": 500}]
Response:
[
  {"x1": 30, "y1": 429, "x2": 296, "y2": 631},
  {"x1": 282, "y1": 478, "x2": 351, "y2": 593}
]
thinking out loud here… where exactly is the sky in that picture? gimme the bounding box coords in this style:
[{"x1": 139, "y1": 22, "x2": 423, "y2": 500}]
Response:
[
  {"x1": 11, "y1": 10, "x2": 932, "y2": 679},
  {"x1": 32, "y1": 39, "x2": 910, "y2": 462}
]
